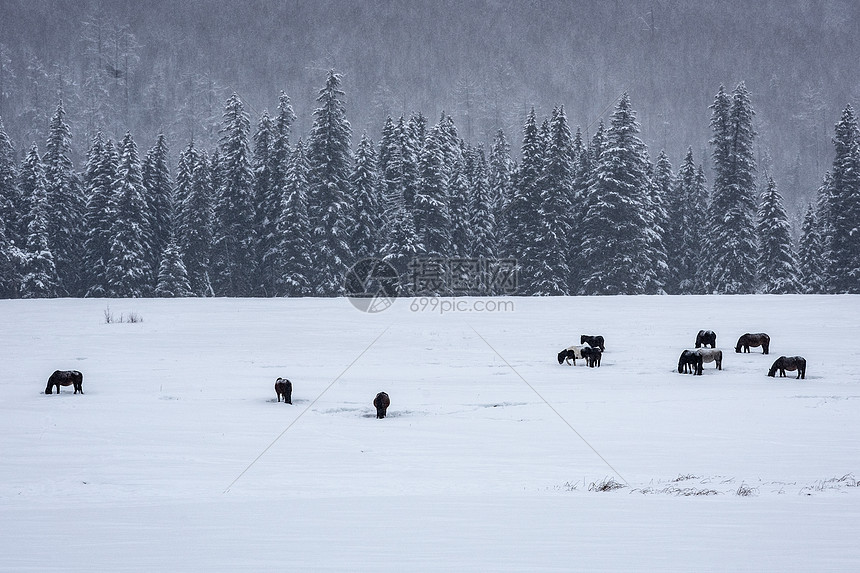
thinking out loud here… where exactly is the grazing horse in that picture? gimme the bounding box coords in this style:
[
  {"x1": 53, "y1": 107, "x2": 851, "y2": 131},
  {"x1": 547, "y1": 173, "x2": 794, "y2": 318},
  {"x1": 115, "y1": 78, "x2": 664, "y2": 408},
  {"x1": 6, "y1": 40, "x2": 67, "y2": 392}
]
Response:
[
  {"x1": 274, "y1": 378, "x2": 292, "y2": 404},
  {"x1": 678, "y1": 350, "x2": 703, "y2": 375},
  {"x1": 373, "y1": 392, "x2": 391, "y2": 419},
  {"x1": 695, "y1": 330, "x2": 717, "y2": 348},
  {"x1": 581, "y1": 346, "x2": 602, "y2": 368},
  {"x1": 45, "y1": 370, "x2": 83, "y2": 394},
  {"x1": 768, "y1": 356, "x2": 806, "y2": 379},
  {"x1": 736, "y1": 333, "x2": 770, "y2": 354},
  {"x1": 557, "y1": 345, "x2": 587, "y2": 365},
  {"x1": 695, "y1": 348, "x2": 722, "y2": 370},
  {"x1": 581, "y1": 335, "x2": 605, "y2": 352}
]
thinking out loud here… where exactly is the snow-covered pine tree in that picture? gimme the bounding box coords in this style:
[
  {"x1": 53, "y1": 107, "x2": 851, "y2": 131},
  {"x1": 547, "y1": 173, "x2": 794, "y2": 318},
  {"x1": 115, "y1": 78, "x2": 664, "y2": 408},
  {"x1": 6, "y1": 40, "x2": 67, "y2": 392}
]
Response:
[
  {"x1": 531, "y1": 105, "x2": 573, "y2": 296},
  {"x1": 449, "y1": 153, "x2": 473, "y2": 258},
  {"x1": 43, "y1": 100, "x2": 85, "y2": 295},
  {"x1": 83, "y1": 133, "x2": 117, "y2": 297},
  {"x1": 707, "y1": 83, "x2": 759, "y2": 294},
  {"x1": 105, "y1": 132, "x2": 150, "y2": 297},
  {"x1": 182, "y1": 147, "x2": 214, "y2": 296},
  {"x1": 211, "y1": 92, "x2": 257, "y2": 296},
  {"x1": 414, "y1": 123, "x2": 451, "y2": 260},
  {"x1": 409, "y1": 112, "x2": 428, "y2": 153},
  {"x1": 381, "y1": 199, "x2": 422, "y2": 296},
  {"x1": 507, "y1": 108, "x2": 543, "y2": 294},
  {"x1": 172, "y1": 141, "x2": 195, "y2": 250},
  {"x1": 18, "y1": 144, "x2": 58, "y2": 298},
  {"x1": 378, "y1": 117, "x2": 398, "y2": 205},
  {"x1": 756, "y1": 175, "x2": 800, "y2": 293},
  {"x1": 306, "y1": 71, "x2": 354, "y2": 296},
  {"x1": 580, "y1": 94, "x2": 652, "y2": 295},
  {"x1": 488, "y1": 129, "x2": 512, "y2": 256},
  {"x1": 348, "y1": 134, "x2": 382, "y2": 261},
  {"x1": 276, "y1": 140, "x2": 313, "y2": 296},
  {"x1": 155, "y1": 237, "x2": 192, "y2": 297},
  {"x1": 469, "y1": 146, "x2": 496, "y2": 264},
  {"x1": 824, "y1": 105, "x2": 860, "y2": 293},
  {"x1": 141, "y1": 133, "x2": 173, "y2": 289},
  {"x1": 665, "y1": 148, "x2": 701, "y2": 294},
  {"x1": 797, "y1": 203, "x2": 826, "y2": 294},
  {"x1": 252, "y1": 109, "x2": 275, "y2": 295},
  {"x1": 0, "y1": 115, "x2": 20, "y2": 249},
  {"x1": 396, "y1": 115, "x2": 422, "y2": 215},
  {"x1": 691, "y1": 165, "x2": 710, "y2": 294},
  {"x1": 813, "y1": 172, "x2": 834, "y2": 291},
  {"x1": 568, "y1": 125, "x2": 592, "y2": 294},
  {"x1": 0, "y1": 214, "x2": 16, "y2": 297},
  {"x1": 645, "y1": 150, "x2": 672, "y2": 293}
]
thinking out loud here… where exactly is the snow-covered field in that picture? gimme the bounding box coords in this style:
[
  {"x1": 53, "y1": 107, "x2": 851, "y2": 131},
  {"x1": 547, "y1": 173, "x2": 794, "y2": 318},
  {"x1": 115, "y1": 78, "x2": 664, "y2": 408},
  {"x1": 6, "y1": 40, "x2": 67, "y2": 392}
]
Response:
[{"x1": 1, "y1": 295, "x2": 859, "y2": 571}]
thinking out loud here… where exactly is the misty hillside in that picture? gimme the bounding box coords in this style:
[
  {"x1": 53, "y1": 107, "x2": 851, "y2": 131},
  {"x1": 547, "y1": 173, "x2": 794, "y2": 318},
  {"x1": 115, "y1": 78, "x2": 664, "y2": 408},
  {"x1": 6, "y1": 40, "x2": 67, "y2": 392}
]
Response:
[{"x1": 1, "y1": 0, "x2": 858, "y2": 210}]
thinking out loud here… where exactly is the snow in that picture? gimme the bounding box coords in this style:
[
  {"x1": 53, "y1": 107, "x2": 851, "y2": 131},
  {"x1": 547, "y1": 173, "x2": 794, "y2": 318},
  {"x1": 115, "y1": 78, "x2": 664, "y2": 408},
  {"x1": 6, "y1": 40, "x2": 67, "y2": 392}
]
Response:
[{"x1": 1, "y1": 294, "x2": 859, "y2": 571}]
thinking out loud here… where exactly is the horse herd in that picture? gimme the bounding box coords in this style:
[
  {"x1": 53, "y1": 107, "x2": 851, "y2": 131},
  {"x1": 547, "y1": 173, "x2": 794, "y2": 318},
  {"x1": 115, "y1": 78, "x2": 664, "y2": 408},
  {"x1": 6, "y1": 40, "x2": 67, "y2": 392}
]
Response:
[
  {"x1": 558, "y1": 330, "x2": 808, "y2": 380},
  {"x1": 41, "y1": 329, "x2": 808, "y2": 417}
]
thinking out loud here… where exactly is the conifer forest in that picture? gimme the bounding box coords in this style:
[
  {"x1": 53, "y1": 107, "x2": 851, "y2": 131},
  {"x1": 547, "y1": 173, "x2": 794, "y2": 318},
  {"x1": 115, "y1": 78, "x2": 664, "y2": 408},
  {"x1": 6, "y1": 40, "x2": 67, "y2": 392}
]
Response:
[{"x1": 1, "y1": 0, "x2": 859, "y2": 298}]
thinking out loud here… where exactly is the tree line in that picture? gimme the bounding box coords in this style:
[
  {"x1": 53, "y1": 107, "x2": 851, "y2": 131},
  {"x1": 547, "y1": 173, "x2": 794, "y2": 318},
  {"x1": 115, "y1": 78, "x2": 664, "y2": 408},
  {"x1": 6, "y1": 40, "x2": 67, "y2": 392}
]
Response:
[{"x1": 0, "y1": 72, "x2": 858, "y2": 299}]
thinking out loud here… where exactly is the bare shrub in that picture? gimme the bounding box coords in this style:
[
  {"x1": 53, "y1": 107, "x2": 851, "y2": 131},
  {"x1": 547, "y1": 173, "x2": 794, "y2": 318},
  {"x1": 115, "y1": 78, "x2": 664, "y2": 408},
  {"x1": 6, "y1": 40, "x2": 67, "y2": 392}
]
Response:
[
  {"x1": 589, "y1": 477, "x2": 626, "y2": 492},
  {"x1": 736, "y1": 482, "x2": 758, "y2": 497}
]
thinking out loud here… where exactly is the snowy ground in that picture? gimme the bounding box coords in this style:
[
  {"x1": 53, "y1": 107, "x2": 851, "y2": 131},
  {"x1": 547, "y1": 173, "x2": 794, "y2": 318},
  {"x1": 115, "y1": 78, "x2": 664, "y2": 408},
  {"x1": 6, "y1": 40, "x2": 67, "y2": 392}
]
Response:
[{"x1": 1, "y1": 295, "x2": 859, "y2": 571}]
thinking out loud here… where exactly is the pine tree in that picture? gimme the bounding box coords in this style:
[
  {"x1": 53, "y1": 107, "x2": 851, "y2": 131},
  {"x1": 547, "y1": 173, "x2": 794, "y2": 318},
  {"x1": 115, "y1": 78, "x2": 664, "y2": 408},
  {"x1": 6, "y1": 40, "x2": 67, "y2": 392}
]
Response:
[
  {"x1": 173, "y1": 141, "x2": 195, "y2": 250},
  {"x1": 252, "y1": 110, "x2": 275, "y2": 295},
  {"x1": 141, "y1": 133, "x2": 173, "y2": 288},
  {"x1": 263, "y1": 92, "x2": 297, "y2": 292},
  {"x1": 531, "y1": 105, "x2": 573, "y2": 295},
  {"x1": 414, "y1": 123, "x2": 451, "y2": 259},
  {"x1": 470, "y1": 146, "x2": 496, "y2": 263},
  {"x1": 43, "y1": 100, "x2": 85, "y2": 295},
  {"x1": 0, "y1": 215, "x2": 17, "y2": 297},
  {"x1": 18, "y1": 144, "x2": 58, "y2": 298},
  {"x1": 181, "y1": 147, "x2": 214, "y2": 296},
  {"x1": 306, "y1": 71, "x2": 354, "y2": 295},
  {"x1": 756, "y1": 175, "x2": 800, "y2": 293},
  {"x1": 488, "y1": 129, "x2": 512, "y2": 256},
  {"x1": 707, "y1": 83, "x2": 759, "y2": 294},
  {"x1": 507, "y1": 108, "x2": 543, "y2": 293},
  {"x1": 824, "y1": 105, "x2": 860, "y2": 293},
  {"x1": 0, "y1": 115, "x2": 20, "y2": 249},
  {"x1": 797, "y1": 203, "x2": 826, "y2": 293},
  {"x1": 277, "y1": 140, "x2": 313, "y2": 296},
  {"x1": 645, "y1": 150, "x2": 672, "y2": 293},
  {"x1": 212, "y1": 92, "x2": 257, "y2": 296},
  {"x1": 381, "y1": 200, "x2": 422, "y2": 295},
  {"x1": 83, "y1": 134, "x2": 117, "y2": 297},
  {"x1": 105, "y1": 132, "x2": 150, "y2": 297},
  {"x1": 397, "y1": 115, "x2": 422, "y2": 215},
  {"x1": 155, "y1": 237, "x2": 192, "y2": 297},
  {"x1": 449, "y1": 155, "x2": 472, "y2": 258},
  {"x1": 665, "y1": 148, "x2": 705, "y2": 294},
  {"x1": 348, "y1": 134, "x2": 382, "y2": 260},
  {"x1": 580, "y1": 94, "x2": 652, "y2": 295}
]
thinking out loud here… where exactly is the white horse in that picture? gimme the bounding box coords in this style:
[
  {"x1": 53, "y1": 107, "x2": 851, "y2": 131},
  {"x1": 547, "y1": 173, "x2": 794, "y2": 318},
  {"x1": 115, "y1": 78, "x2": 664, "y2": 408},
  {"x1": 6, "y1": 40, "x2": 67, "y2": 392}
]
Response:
[{"x1": 695, "y1": 348, "x2": 723, "y2": 370}]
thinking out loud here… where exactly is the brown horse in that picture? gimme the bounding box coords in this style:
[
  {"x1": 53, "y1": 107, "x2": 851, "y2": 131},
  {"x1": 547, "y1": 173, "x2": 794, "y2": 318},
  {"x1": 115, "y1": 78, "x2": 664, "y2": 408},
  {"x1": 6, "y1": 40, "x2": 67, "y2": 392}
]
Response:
[
  {"x1": 736, "y1": 333, "x2": 770, "y2": 354},
  {"x1": 275, "y1": 378, "x2": 292, "y2": 403},
  {"x1": 768, "y1": 356, "x2": 806, "y2": 379},
  {"x1": 373, "y1": 392, "x2": 391, "y2": 419},
  {"x1": 45, "y1": 370, "x2": 83, "y2": 394}
]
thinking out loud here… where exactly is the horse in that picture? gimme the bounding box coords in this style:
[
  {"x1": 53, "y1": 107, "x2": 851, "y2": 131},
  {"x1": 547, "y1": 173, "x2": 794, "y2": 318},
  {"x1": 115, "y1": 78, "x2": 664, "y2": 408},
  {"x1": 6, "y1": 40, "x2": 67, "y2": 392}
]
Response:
[
  {"x1": 695, "y1": 348, "x2": 722, "y2": 370},
  {"x1": 581, "y1": 335, "x2": 605, "y2": 352},
  {"x1": 768, "y1": 356, "x2": 806, "y2": 379},
  {"x1": 275, "y1": 378, "x2": 292, "y2": 404},
  {"x1": 581, "y1": 346, "x2": 602, "y2": 368},
  {"x1": 373, "y1": 392, "x2": 391, "y2": 419},
  {"x1": 695, "y1": 330, "x2": 716, "y2": 348},
  {"x1": 678, "y1": 350, "x2": 703, "y2": 375},
  {"x1": 557, "y1": 345, "x2": 587, "y2": 365},
  {"x1": 45, "y1": 370, "x2": 83, "y2": 394},
  {"x1": 736, "y1": 333, "x2": 770, "y2": 354}
]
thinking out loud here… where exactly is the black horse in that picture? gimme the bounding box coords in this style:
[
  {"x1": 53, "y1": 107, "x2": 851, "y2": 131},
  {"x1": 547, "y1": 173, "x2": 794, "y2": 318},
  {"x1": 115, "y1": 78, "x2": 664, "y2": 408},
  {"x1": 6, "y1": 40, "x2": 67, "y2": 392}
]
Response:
[
  {"x1": 678, "y1": 350, "x2": 703, "y2": 375},
  {"x1": 373, "y1": 391, "x2": 391, "y2": 419},
  {"x1": 695, "y1": 330, "x2": 717, "y2": 348},
  {"x1": 736, "y1": 333, "x2": 770, "y2": 354},
  {"x1": 45, "y1": 370, "x2": 83, "y2": 394},
  {"x1": 581, "y1": 346, "x2": 602, "y2": 368},
  {"x1": 768, "y1": 356, "x2": 806, "y2": 379},
  {"x1": 581, "y1": 335, "x2": 605, "y2": 352},
  {"x1": 275, "y1": 378, "x2": 292, "y2": 403}
]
